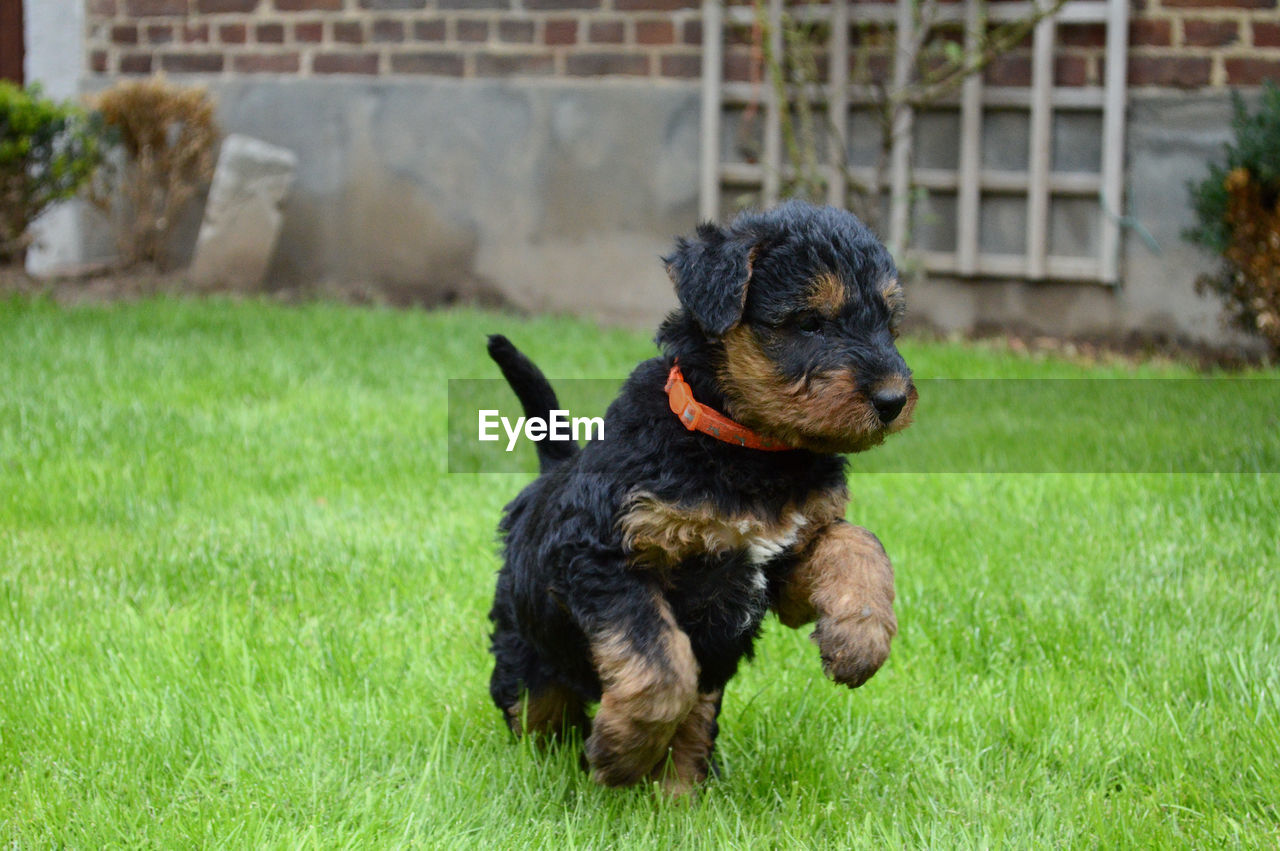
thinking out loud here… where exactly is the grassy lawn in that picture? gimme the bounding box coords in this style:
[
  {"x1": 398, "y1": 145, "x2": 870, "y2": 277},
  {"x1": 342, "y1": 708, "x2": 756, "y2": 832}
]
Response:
[{"x1": 1, "y1": 295, "x2": 1278, "y2": 848}]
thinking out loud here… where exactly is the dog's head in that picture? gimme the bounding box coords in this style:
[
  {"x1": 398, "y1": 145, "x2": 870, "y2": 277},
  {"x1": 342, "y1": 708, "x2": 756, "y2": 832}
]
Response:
[{"x1": 660, "y1": 201, "x2": 916, "y2": 454}]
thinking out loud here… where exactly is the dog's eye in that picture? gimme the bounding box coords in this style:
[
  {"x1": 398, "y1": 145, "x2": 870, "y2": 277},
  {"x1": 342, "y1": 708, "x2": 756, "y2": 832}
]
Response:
[{"x1": 796, "y1": 314, "x2": 824, "y2": 336}]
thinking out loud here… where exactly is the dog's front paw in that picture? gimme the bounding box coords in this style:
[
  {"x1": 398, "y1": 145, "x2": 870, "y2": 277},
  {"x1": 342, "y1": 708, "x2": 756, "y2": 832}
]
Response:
[{"x1": 812, "y1": 608, "x2": 896, "y2": 688}]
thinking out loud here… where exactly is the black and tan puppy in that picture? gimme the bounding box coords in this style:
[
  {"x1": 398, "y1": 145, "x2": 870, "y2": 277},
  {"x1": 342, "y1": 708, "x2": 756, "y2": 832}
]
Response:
[{"x1": 486, "y1": 201, "x2": 916, "y2": 794}]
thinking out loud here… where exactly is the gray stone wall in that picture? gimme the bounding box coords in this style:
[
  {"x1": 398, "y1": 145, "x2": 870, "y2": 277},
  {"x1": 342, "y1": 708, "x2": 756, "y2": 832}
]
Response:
[
  {"x1": 64, "y1": 74, "x2": 1253, "y2": 347},
  {"x1": 203, "y1": 76, "x2": 699, "y2": 324}
]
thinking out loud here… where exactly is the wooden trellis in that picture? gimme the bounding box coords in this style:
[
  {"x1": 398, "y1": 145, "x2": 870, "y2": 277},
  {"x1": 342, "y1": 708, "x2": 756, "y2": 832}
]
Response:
[{"x1": 699, "y1": 0, "x2": 1131, "y2": 284}]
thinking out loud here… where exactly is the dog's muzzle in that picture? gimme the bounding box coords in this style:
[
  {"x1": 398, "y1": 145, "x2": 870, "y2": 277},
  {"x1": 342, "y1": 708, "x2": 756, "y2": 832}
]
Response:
[{"x1": 871, "y1": 388, "x2": 908, "y2": 424}]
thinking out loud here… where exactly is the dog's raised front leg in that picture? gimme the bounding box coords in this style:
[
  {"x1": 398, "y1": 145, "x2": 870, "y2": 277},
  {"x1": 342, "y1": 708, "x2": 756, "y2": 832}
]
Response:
[
  {"x1": 773, "y1": 521, "x2": 897, "y2": 688},
  {"x1": 582, "y1": 592, "x2": 699, "y2": 787}
]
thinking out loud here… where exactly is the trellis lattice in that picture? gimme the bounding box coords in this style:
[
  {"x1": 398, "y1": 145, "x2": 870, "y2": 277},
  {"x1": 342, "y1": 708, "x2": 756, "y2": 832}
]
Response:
[{"x1": 699, "y1": 0, "x2": 1131, "y2": 284}]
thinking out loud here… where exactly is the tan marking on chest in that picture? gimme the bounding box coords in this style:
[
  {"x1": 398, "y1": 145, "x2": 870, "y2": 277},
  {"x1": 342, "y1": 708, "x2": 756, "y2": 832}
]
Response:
[{"x1": 619, "y1": 486, "x2": 848, "y2": 569}]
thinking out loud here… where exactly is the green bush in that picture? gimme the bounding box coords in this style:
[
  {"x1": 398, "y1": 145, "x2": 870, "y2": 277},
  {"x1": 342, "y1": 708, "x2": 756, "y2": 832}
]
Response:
[
  {"x1": 0, "y1": 82, "x2": 104, "y2": 265},
  {"x1": 1185, "y1": 82, "x2": 1280, "y2": 355}
]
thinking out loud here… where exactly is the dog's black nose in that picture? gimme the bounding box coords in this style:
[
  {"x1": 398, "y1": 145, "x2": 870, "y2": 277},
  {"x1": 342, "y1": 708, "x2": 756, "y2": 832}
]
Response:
[{"x1": 871, "y1": 389, "x2": 907, "y2": 424}]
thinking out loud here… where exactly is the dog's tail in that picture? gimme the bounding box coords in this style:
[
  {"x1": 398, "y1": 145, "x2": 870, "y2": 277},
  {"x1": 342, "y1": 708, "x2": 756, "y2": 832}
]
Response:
[{"x1": 486, "y1": 334, "x2": 580, "y2": 471}]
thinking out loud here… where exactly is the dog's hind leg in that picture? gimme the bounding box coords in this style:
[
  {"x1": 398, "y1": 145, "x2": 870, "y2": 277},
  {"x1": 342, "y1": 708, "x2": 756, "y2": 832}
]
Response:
[
  {"x1": 773, "y1": 521, "x2": 897, "y2": 689},
  {"x1": 507, "y1": 684, "x2": 588, "y2": 740},
  {"x1": 490, "y1": 627, "x2": 587, "y2": 740},
  {"x1": 581, "y1": 593, "x2": 699, "y2": 788}
]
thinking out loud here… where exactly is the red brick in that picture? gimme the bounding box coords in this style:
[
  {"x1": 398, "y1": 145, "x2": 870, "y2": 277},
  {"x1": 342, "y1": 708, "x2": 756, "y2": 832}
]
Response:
[
  {"x1": 1255, "y1": 21, "x2": 1280, "y2": 46},
  {"x1": 1127, "y1": 55, "x2": 1211, "y2": 87},
  {"x1": 294, "y1": 21, "x2": 323, "y2": 42},
  {"x1": 660, "y1": 52, "x2": 701, "y2": 78},
  {"x1": 682, "y1": 19, "x2": 702, "y2": 45},
  {"x1": 566, "y1": 52, "x2": 650, "y2": 76},
  {"x1": 120, "y1": 53, "x2": 154, "y2": 73},
  {"x1": 498, "y1": 20, "x2": 536, "y2": 43},
  {"x1": 726, "y1": 21, "x2": 760, "y2": 47},
  {"x1": 862, "y1": 52, "x2": 893, "y2": 85},
  {"x1": 476, "y1": 52, "x2": 556, "y2": 76},
  {"x1": 457, "y1": 19, "x2": 489, "y2": 42},
  {"x1": 636, "y1": 20, "x2": 675, "y2": 44},
  {"x1": 414, "y1": 20, "x2": 446, "y2": 41},
  {"x1": 984, "y1": 54, "x2": 1031, "y2": 86},
  {"x1": 183, "y1": 23, "x2": 210, "y2": 43},
  {"x1": 275, "y1": 0, "x2": 341, "y2": 8},
  {"x1": 1129, "y1": 18, "x2": 1172, "y2": 47},
  {"x1": 193, "y1": 0, "x2": 257, "y2": 11},
  {"x1": 588, "y1": 21, "x2": 625, "y2": 44},
  {"x1": 440, "y1": 0, "x2": 508, "y2": 6},
  {"x1": 234, "y1": 52, "x2": 302, "y2": 72},
  {"x1": 1054, "y1": 54, "x2": 1089, "y2": 86},
  {"x1": 1059, "y1": 22, "x2": 1105, "y2": 48},
  {"x1": 544, "y1": 19, "x2": 578, "y2": 45},
  {"x1": 526, "y1": 0, "x2": 597, "y2": 9},
  {"x1": 917, "y1": 51, "x2": 952, "y2": 82},
  {"x1": 147, "y1": 24, "x2": 175, "y2": 43},
  {"x1": 390, "y1": 51, "x2": 465, "y2": 75},
  {"x1": 723, "y1": 49, "x2": 758, "y2": 83},
  {"x1": 160, "y1": 52, "x2": 225, "y2": 72},
  {"x1": 111, "y1": 25, "x2": 139, "y2": 45},
  {"x1": 88, "y1": 0, "x2": 118, "y2": 15},
  {"x1": 220, "y1": 23, "x2": 247, "y2": 43},
  {"x1": 126, "y1": 0, "x2": 188, "y2": 14},
  {"x1": 371, "y1": 19, "x2": 404, "y2": 41},
  {"x1": 614, "y1": 0, "x2": 697, "y2": 8},
  {"x1": 90, "y1": 50, "x2": 110, "y2": 73},
  {"x1": 313, "y1": 52, "x2": 380, "y2": 74},
  {"x1": 1162, "y1": 0, "x2": 1272, "y2": 6},
  {"x1": 1225, "y1": 57, "x2": 1280, "y2": 84},
  {"x1": 256, "y1": 23, "x2": 285, "y2": 43},
  {"x1": 1184, "y1": 19, "x2": 1240, "y2": 46},
  {"x1": 333, "y1": 21, "x2": 364, "y2": 43},
  {"x1": 359, "y1": 0, "x2": 425, "y2": 8}
]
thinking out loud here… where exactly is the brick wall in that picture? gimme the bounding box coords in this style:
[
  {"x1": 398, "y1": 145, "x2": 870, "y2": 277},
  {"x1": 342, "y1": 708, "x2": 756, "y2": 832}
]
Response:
[
  {"x1": 84, "y1": 0, "x2": 1280, "y2": 90},
  {"x1": 85, "y1": 0, "x2": 705, "y2": 81},
  {"x1": 1042, "y1": 0, "x2": 1280, "y2": 89},
  {"x1": 1128, "y1": 0, "x2": 1280, "y2": 87}
]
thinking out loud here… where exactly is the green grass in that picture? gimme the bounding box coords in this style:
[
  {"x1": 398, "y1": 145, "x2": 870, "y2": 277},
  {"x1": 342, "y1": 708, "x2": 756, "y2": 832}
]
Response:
[{"x1": 1, "y1": 295, "x2": 1278, "y2": 848}]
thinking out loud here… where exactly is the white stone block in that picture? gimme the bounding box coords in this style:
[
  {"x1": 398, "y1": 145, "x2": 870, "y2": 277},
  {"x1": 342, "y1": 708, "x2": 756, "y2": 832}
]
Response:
[{"x1": 188, "y1": 134, "x2": 297, "y2": 289}]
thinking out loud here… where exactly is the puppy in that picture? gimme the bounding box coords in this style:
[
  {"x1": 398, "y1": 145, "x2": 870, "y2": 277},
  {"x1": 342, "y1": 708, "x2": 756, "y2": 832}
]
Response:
[{"x1": 486, "y1": 201, "x2": 916, "y2": 794}]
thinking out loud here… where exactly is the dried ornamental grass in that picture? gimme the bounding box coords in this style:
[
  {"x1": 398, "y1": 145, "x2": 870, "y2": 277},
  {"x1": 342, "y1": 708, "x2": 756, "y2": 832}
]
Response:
[{"x1": 89, "y1": 76, "x2": 219, "y2": 269}]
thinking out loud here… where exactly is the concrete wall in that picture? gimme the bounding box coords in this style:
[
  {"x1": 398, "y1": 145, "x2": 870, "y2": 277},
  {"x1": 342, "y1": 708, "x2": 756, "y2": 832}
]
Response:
[
  {"x1": 195, "y1": 77, "x2": 1241, "y2": 344},
  {"x1": 22, "y1": 61, "x2": 1250, "y2": 347},
  {"x1": 201, "y1": 76, "x2": 698, "y2": 324}
]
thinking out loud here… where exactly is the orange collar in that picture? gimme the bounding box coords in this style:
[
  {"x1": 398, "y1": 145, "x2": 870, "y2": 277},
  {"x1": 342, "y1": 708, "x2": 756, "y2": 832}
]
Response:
[{"x1": 664, "y1": 363, "x2": 791, "y2": 451}]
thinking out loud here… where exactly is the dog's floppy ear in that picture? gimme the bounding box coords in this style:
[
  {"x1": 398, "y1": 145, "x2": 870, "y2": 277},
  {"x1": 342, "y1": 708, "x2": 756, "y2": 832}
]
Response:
[{"x1": 664, "y1": 223, "x2": 757, "y2": 337}]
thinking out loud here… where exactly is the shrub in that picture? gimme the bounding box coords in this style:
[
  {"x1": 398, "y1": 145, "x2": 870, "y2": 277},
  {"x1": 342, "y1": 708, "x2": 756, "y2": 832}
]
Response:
[
  {"x1": 1186, "y1": 82, "x2": 1280, "y2": 356},
  {"x1": 89, "y1": 76, "x2": 219, "y2": 269},
  {"x1": 0, "y1": 82, "x2": 104, "y2": 265}
]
